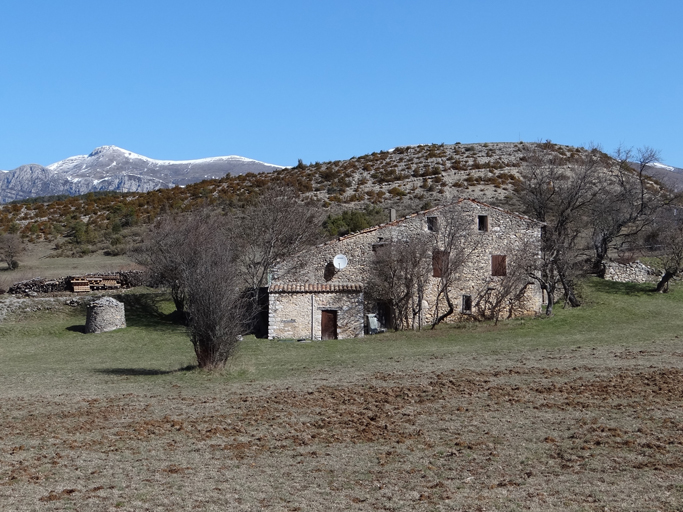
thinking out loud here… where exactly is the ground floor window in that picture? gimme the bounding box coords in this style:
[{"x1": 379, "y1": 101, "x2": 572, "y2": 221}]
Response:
[{"x1": 462, "y1": 295, "x2": 472, "y2": 314}]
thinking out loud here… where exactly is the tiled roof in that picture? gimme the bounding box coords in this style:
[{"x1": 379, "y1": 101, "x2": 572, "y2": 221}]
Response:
[{"x1": 269, "y1": 283, "x2": 363, "y2": 293}]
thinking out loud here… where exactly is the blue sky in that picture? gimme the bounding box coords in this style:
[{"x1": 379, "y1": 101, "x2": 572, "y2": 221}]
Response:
[{"x1": 1, "y1": 0, "x2": 681, "y2": 170}]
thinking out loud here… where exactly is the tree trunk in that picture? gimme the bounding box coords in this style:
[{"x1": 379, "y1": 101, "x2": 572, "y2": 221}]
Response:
[
  {"x1": 545, "y1": 289, "x2": 554, "y2": 316},
  {"x1": 592, "y1": 237, "x2": 609, "y2": 277},
  {"x1": 431, "y1": 291, "x2": 454, "y2": 329},
  {"x1": 655, "y1": 271, "x2": 675, "y2": 293},
  {"x1": 558, "y1": 270, "x2": 581, "y2": 308}
]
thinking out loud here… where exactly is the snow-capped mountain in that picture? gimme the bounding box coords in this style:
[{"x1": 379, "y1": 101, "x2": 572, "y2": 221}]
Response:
[
  {"x1": 0, "y1": 146, "x2": 283, "y2": 203},
  {"x1": 641, "y1": 161, "x2": 683, "y2": 193}
]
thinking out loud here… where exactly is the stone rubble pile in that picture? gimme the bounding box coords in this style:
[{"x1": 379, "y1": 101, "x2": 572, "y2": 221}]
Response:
[{"x1": 603, "y1": 261, "x2": 661, "y2": 283}]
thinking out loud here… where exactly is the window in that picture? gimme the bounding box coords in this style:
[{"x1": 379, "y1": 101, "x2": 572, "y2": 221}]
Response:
[
  {"x1": 491, "y1": 255, "x2": 507, "y2": 276},
  {"x1": 462, "y1": 295, "x2": 472, "y2": 314},
  {"x1": 427, "y1": 216, "x2": 439, "y2": 232},
  {"x1": 432, "y1": 249, "x2": 449, "y2": 277},
  {"x1": 478, "y1": 215, "x2": 489, "y2": 232}
]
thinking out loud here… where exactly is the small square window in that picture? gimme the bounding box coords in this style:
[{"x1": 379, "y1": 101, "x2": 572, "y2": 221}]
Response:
[
  {"x1": 427, "y1": 216, "x2": 439, "y2": 232},
  {"x1": 491, "y1": 254, "x2": 507, "y2": 276},
  {"x1": 462, "y1": 295, "x2": 472, "y2": 314},
  {"x1": 478, "y1": 215, "x2": 489, "y2": 232}
]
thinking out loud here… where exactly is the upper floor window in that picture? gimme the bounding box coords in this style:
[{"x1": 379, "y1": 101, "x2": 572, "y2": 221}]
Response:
[
  {"x1": 478, "y1": 215, "x2": 489, "y2": 232},
  {"x1": 427, "y1": 216, "x2": 439, "y2": 232}
]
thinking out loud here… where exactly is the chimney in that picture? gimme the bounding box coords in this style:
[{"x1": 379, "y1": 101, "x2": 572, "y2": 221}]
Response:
[{"x1": 389, "y1": 209, "x2": 396, "y2": 222}]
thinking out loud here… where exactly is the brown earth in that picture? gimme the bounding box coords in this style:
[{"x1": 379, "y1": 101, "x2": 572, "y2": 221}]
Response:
[{"x1": 1, "y1": 346, "x2": 683, "y2": 511}]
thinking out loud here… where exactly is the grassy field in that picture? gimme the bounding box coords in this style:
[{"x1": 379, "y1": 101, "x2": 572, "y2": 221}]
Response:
[
  {"x1": 0, "y1": 239, "x2": 138, "y2": 292},
  {"x1": 0, "y1": 280, "x2": 682, "y2": 511}
]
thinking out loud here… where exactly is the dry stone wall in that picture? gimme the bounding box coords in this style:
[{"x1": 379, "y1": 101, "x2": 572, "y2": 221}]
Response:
[{"x1": 603, "y1": 261, "x2": 661, "y2": 283}]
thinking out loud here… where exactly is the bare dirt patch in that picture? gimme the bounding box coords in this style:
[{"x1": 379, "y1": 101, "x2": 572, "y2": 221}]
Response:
[{"x1": 2, "y1": 348, "x2": 683, "y2": 511}]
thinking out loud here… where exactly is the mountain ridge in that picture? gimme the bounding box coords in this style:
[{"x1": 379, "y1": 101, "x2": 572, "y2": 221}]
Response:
[{"x1": 0, "y1": 146, "x2": 283, "y2": 203}]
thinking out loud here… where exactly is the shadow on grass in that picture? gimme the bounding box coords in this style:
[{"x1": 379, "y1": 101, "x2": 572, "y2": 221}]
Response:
[
  {"x1": 588, "y1": 278, "x2": 657, "y2": 296},
  {"x1": 95, "y1": 364, "x2": 197, "y2": 376},
  {"x1": 112, "y1": 293, "x2": 183, "y2": 328},
  {"x1": 66, "y1": 325, "x2": 85, "y2": 333}
]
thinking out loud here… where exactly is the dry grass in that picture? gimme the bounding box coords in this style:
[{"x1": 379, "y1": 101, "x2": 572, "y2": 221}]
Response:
[
  {"x1": 2, "y1": 239, "x2": 137, "y2": 283},
  {"x1": 1, "y1": 282, "x2": 682, "y2": 510}
]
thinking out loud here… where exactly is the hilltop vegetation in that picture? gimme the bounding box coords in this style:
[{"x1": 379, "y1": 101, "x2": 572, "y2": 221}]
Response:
[{"x1": 0, "y1": 141, "x2": 672, "y2": 273}]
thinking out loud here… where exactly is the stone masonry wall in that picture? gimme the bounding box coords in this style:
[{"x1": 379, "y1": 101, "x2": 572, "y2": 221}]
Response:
[
  {"x1": 603, "y1": 261, "x2": 661, "y2": 284},
  {"x1": 85, "y1": 297, "x2": 126, "y2": 333},
  {"x1": 272, "y1": 199, "x2": 543, "y2": 328},
  {"x1": 268, "y1": 291, "x2": 364, "y2": 340}
]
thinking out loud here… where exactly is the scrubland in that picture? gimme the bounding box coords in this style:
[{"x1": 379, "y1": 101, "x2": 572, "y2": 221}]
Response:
[{"x1": 1, "y1": 280, "x2": 682, "y2": 511}]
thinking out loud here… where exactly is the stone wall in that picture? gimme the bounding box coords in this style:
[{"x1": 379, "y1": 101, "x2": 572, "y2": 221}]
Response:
[
  {"x1": 603, "y1": 261, "x2": 661, "y2": 284},
  {"x1": 272, "y1": 199, "x2": 543, "y2": 331},
  {"x1": 268, "y1": 286, "x2": 364, "y2": 340}
]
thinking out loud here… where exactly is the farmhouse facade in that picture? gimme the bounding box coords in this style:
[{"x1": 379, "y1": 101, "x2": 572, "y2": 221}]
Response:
[{"x1": 267, "y1": 199, "x2": 543, "y2": 340}]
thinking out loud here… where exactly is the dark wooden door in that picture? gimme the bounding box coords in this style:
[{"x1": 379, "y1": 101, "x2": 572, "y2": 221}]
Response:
[{"x1": 321, "y1": 310, "x2": 338, "y2": 340}]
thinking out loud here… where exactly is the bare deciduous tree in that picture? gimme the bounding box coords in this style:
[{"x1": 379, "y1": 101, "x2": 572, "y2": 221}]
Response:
[
  {"x1": 0, "y1": 234, "x2": 24, "y2": 270},
  {"x1": 641, "y1": 207, "x2": 683, "y2": 293},
  {"x1": 227, "y1": 186, "x2": 323, "y2": 335},
  {"x1": 132, "y1": 215, "x2": 195, "y2": 316},
  {"x1": 518, "y1": 146, "x2": 603, "y2": 310},
  {"x1": 590, "y1": 146, "x2": 664, "y2": 273},
  {"x1": 182, "y1": 221, "x2": 247, "y2": 370},
  {"x1": 134, "y1": 212, "x2": 247, "y2": 370},
  {"x1": 367, "y1": 238, "x2": 431, "y2": 330},
  {"x1": 228, "y1": 186, "x2": 324, "y2": 292}
]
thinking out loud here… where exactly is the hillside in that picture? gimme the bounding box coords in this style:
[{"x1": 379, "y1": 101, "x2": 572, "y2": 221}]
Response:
[
  {"x1": 639, "y1": 162, "x2": 683, "y2": 192},
  {"x1": 0, "y1": 141, "x2": 669, "y2": 261}
]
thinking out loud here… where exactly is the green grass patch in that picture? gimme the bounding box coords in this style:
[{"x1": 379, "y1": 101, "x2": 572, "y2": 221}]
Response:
[{"x1": 1, "y1": 279, "x2": 681, "y2": 393}]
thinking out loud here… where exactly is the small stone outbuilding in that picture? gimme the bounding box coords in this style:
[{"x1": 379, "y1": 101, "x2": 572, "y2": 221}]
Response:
[
  {"x1": 85, "y1": 297, "x2": 126, "y2": 333},
  {"x1": 268, "y1": 283, "x2": 364, "y2": 340}
]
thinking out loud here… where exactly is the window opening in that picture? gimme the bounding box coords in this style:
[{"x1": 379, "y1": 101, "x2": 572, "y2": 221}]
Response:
[
  {"x1": 491, "y1": 254, "x2": 507, "y2": 276},
  {"x1": 427, "y1": 216, "x2": 439, "y2": 232},
  {"x1": 462, "y1": 295, "x2": 472, "y2": 314},
  {"x1": 478, "y1": 215, "x2": 489, "y2": 232}
]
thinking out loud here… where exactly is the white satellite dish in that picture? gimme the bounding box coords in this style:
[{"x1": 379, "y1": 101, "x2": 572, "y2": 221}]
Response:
[{"x1": 333, "y1": 254, "x2": 348, "y2": 271}]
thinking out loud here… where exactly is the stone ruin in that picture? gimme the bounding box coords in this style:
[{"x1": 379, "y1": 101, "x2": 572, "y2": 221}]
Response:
[
  {"x1": 603, "y1": 260, "x2": 661, "y2": 284},
  {"x1": 85, "y1": 297, "x2": 126, "y2": 333}
]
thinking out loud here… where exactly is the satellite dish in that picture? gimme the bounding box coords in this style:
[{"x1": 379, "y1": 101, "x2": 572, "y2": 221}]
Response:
[{"x1": 333, "y1": 254, "x2": 348, "y2": 271}]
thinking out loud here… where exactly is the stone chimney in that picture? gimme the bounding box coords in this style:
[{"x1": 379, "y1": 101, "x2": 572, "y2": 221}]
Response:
[{"x1": 389, "y1": 208, "x2": 397, "y2": 222}]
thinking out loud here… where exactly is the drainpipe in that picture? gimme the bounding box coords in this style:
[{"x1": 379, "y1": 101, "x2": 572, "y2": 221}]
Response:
[{"x1": 311, "y1": 295, "x2": 315, "y2": 340}]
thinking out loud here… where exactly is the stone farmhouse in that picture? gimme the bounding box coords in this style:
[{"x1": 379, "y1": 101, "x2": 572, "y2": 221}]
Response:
[{"x1": 267, "y1": 199, "x2": 544, "y2": 340}]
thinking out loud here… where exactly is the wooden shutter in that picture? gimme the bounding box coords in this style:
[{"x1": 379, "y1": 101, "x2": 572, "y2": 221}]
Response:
[
  {"x1": 432, "y1": 250, "x2": 449, "y2": 277},
  {"x1": 491, "y1": 255, "x2": 507, "y2": 276}
]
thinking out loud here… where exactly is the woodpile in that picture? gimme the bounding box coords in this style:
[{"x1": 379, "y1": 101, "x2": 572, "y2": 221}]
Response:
[{"x1": 7, "y1": 271, "x2": 146, "y2": 295}]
